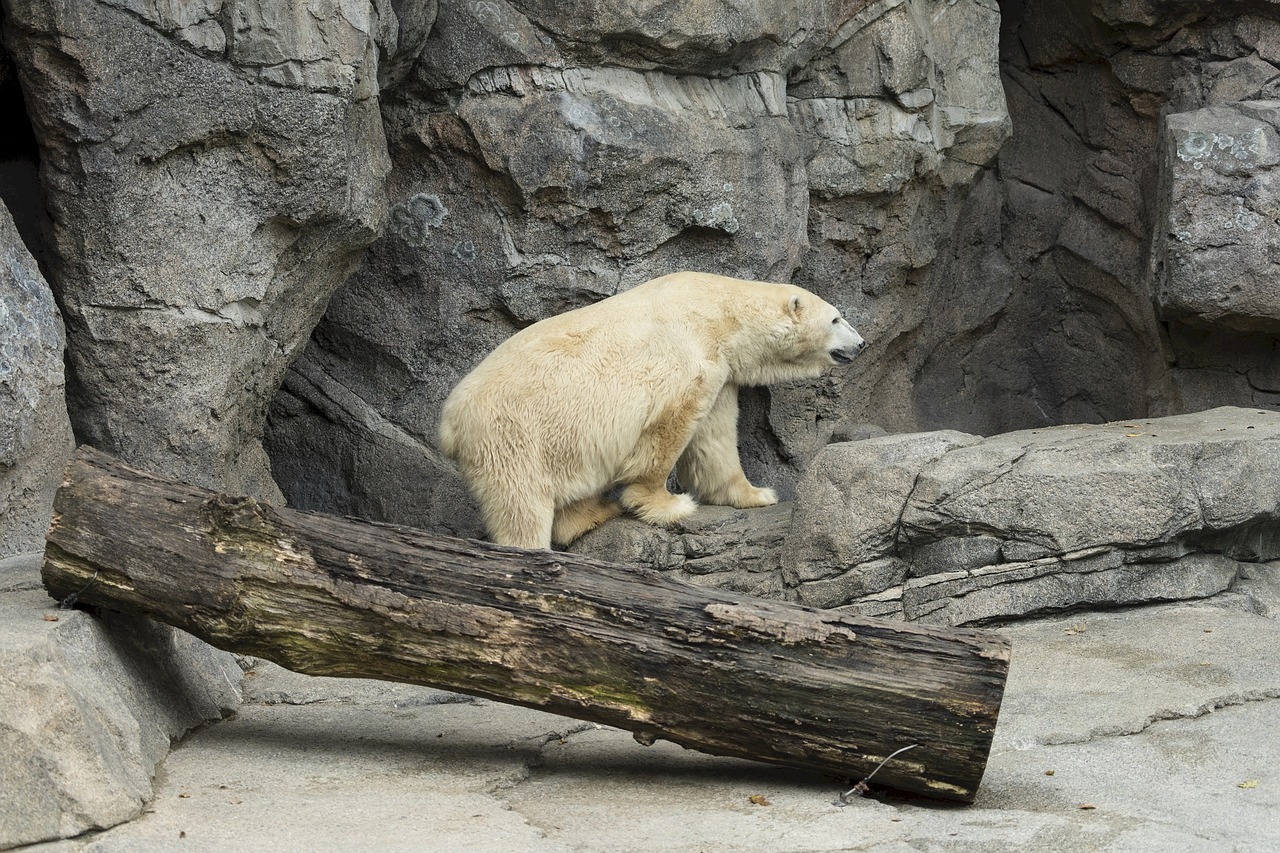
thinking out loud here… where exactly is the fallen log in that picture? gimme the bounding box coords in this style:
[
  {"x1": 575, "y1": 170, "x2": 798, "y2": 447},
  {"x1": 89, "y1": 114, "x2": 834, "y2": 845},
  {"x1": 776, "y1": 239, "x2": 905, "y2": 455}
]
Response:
[{"x1": 42, "y1": 447, "x2": 1011, "y2": 802}]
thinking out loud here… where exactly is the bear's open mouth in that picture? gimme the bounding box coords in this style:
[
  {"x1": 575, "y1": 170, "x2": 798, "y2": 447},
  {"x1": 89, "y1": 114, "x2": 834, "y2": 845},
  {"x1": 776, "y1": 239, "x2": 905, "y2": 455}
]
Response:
[{"x1": 830, "y1": 349, "x2": 856, "y2": 365}]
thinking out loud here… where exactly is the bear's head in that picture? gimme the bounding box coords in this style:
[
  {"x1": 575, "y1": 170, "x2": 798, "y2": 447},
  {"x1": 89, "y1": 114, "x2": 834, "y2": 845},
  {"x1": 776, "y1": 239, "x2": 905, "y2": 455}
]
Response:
[
  {"x1": 731, "y1": 286, "x2": 866, "y2": 386},
  {"x1": 792, "y1": 292, "x2": 865, "y2": 366}
]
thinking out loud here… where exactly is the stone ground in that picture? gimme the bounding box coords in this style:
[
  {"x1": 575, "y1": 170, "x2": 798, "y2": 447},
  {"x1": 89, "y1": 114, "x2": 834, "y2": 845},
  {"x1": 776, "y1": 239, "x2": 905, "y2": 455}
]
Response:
[{"x1": 15, "y1": 572, "x2": 1280, "y2": 852}]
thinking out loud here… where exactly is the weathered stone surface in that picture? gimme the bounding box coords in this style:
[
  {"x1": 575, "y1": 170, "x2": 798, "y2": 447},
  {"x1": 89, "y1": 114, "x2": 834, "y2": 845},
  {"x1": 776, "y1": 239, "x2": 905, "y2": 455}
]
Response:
[
  {"x1": 905, "y1": 1, "x2": 1171, "y2": 435},
  {"x1": 0, "y1": 553, "x2": 241, "y2": 849},
  {"x1": 569, "y1": 408, "x2": 1280, "y2": 626},
  {"x1": 266, "y1": 0, "x2": 1009, "y2": 529},
  {"x1": 265, "y1": 352, "x2": 483, "y2": 538},
  {"x1": 570, "y1": 503, "x2": 792, "y2": 598},
  {"x1": 785, "y1": 0, "x2": 1010, "y2": 447},
  {"x1": 901, "y1": 1, "x2": 1280, "y2": 435},
  {"x1": 0, "y1": 200, "x2": 72, "y2": 558},
  {"x1": 377, "y1": 0, "x2": 439, "y2": 88},
  {"x1": 501, "y1": 0, "x2": 853, "y2": 76},
  {"x1": 780, "y1": 407, "x2": 1280, "y2": 624},
  {"x1": 780, "y1": 430, "x2": 980, "y2": 583},
  {"x1": 4, "y1": 0, "x2": 411, "y2": 498},
  {"x1": 1154, "y1": 101, "x2": 1280, "y2": 334}
]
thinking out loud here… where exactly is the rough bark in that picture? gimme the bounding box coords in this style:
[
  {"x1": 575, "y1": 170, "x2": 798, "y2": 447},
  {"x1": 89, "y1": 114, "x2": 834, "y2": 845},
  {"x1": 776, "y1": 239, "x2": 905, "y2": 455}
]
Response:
[{"x1": 42, "y1": 447, "x2": 1010, "y2": 802}]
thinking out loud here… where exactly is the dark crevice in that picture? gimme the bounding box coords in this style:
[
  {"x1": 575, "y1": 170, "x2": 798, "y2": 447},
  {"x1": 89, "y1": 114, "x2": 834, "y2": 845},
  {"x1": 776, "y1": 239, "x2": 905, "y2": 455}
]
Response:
[{"x1": 0, "y1": 38, "x2": 53, "y2": 278}]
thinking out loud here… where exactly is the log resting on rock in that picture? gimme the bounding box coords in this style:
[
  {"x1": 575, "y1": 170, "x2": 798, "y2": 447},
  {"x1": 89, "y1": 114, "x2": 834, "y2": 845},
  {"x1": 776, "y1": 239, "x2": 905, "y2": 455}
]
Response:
[{"x1": 42, "y1": 447, "x2": 1010, "y2": 803}]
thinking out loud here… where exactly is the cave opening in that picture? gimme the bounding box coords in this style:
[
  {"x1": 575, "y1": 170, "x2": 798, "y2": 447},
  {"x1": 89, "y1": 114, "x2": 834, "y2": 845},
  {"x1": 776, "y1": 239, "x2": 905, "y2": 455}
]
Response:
[{"x1": 0, "y1": 40, "x2": 51, "y2": 278}]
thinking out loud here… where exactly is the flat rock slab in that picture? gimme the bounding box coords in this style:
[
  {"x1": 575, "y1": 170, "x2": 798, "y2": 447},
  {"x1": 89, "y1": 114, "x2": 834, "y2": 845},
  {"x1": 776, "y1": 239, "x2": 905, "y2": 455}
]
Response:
[
  {"x1": 575, "y1": 407, "x2": 1280, "y2": 627},
  {"x1": 786, "y1": 406, "x2": 1280, "y2": 623},
  {"x1": 53, "y1": 599, "x2": 1280, "y2": 852}
]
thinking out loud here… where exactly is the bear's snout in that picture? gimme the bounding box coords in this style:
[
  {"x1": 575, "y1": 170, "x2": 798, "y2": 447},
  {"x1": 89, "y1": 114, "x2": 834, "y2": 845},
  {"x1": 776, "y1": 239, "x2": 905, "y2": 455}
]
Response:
[
  {"x1": 830, "y1": 339, "x2": 865, "y2": 365},
  {"x1": 828, "y1": 322, "x2": 866, "y2": 365}
]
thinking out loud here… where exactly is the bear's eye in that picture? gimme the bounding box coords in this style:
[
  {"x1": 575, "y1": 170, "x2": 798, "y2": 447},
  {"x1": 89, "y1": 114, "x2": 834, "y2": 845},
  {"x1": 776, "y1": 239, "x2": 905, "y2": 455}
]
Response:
[{"x1": 831, "y1": 318, "x2": 839, "y2": 325}]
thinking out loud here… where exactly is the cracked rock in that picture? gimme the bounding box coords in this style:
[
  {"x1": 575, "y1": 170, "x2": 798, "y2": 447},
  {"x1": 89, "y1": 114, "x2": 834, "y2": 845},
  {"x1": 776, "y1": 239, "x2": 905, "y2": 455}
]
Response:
[
  {"x1": 784, "y1": 407, "x2": 1280, "y2": 623},
  {"x1": 0, "y1": 200, "x2": 73, "y2": 557},
  {"x1": 5, "y1": 0, "x2": 405, "y2": 498}
]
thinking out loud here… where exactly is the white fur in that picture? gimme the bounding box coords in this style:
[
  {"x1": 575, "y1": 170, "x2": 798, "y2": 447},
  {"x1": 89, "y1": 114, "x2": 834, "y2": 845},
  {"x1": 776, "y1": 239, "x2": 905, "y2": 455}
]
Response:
[{"x1": 439, "y1": 271, "x2": 865, "y2": 549}]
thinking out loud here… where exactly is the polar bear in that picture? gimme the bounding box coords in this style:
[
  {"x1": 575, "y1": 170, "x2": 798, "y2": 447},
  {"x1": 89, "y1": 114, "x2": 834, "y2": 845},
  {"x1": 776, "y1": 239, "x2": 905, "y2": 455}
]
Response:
[{"x1": 438, "y1": 271, "x2": 865, "y2": 550}]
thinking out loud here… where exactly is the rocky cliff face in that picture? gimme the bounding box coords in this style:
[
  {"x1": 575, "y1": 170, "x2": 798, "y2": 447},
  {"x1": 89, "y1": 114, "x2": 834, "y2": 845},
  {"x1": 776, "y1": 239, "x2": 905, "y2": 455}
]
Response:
[
  {"x1": 912, "y1": 0, "x2": 1280, "y2": 436},
  {"x1": 264, "y1": 0, "x2": 1011, "y2": 532},
  {"x1": 266, "y1": 0, "x2": 1280, "y2": 538},
  {"x1": 3, "y1": 0, "x2": 1280, "y2": 558},
  {"x1": 3, "y1": 0, "x2": 427, "y2": 499}
]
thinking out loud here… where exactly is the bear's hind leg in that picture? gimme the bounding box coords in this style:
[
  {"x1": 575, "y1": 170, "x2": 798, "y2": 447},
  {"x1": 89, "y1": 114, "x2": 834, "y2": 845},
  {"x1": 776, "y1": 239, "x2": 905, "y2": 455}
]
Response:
[
  {"x1": 617, "y1": 386, "x2": 708, "y2": 527},
  {"x1": 551, "y1": 495, "x2": 622, "y2": 546}
]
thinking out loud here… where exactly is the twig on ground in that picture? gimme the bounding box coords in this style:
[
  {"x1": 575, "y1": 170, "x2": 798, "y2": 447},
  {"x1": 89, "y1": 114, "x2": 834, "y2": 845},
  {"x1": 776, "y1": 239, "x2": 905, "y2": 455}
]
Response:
[{"x1": 833, "y1": 744, "x2": 920, "y2": 806}]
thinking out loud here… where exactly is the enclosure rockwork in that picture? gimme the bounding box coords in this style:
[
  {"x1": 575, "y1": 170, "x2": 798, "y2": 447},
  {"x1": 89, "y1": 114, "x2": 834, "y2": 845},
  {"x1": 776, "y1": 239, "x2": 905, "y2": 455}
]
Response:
[
  {"x1": 264, "y1": 0, "x2": 1013, "y2": 532},
  {"x1": 6, "y1": 0, "x2": 1280, "y2": 848}
]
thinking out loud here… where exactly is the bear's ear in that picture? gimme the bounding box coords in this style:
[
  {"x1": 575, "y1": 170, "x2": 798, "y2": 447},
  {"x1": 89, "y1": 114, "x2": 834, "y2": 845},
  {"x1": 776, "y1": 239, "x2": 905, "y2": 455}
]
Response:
[{"x1": 786, "y1": 294, "x2": 803, "y2": 318}]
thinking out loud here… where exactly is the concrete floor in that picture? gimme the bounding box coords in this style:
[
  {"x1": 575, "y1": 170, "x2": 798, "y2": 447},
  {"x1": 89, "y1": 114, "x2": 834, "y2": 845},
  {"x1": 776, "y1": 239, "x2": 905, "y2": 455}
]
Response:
[{"x1": 29, "y1": 598, "x2": 1280, "y2": 853}]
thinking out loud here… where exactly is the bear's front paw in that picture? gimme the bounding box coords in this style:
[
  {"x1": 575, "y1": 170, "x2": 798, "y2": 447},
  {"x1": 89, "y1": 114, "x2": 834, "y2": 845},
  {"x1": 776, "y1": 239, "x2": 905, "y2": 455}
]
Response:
[{"x1": 730, "y1": 485, "x2": 778, "y2": 508}]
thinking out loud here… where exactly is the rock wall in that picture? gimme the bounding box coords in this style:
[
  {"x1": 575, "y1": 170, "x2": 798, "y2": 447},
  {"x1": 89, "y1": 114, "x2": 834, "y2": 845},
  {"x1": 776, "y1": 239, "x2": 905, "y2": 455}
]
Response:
[
  {"x1": 914, "y1": 0, "x2": 1280, "y2": 435},
  {"x1": 0, "y1": 199, "x2": 73, "y2": 558},
  {"x1": 3, "y1": 0, "x2": 416, "y2": 499},
  {"x1": 0, "y1": 5, "x2": 431, "y2": 848},
  {"x1": 262, "y1": 0, "x2": 1280, "y2": 535},
  {"x1": 264, "y1": 0, "x2": 1010, "y2": 531}
]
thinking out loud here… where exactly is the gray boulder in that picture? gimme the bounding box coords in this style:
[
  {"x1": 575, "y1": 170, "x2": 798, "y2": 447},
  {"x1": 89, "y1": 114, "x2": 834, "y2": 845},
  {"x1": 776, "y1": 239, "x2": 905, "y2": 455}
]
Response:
[
  {"x1": 1153, "y1": 101, "x2": 1280, "y2": 334},
  {"x1": 574, "y1": 408, "x2": 1280, "y2": 627},
  {"x1": 0, "y1": 200, "x2": 73, "y2": 557},
  {"x1": 570, "y1": 503, "x2": 793, "y2": 599},
  {"x1": 785, "y1": 407, "x2": 1280, "y2": 624},
  {"x1": 0, "y1": 554, "x2": 241, "y2": 849},
  {"x1": 4, "y1": 0, "x2": 414, "y2": 499},
  {"x1": 779, "y1": 429, "x2": 981, "y2": 608}
]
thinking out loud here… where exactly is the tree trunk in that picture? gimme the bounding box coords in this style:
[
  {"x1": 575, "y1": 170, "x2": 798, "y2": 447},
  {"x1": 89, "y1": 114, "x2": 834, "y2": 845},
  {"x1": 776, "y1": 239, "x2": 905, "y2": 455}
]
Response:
[{"x1": 42, "y1": 447, "x2": 1011, "y2": 802}]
